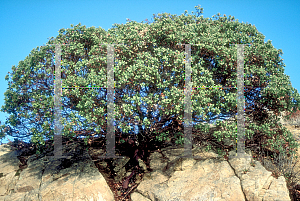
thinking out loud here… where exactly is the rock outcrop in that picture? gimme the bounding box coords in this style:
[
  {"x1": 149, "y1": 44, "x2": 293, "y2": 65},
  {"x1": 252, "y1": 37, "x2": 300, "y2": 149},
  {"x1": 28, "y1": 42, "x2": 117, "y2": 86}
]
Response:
[
  {"x1": 0, "y1": 136, "x2": 292, "y2": 201},
  {"x1": 0, "y1": 141, "x2": 114, "y2": 201},
  {"x1": 128, "y1": 145, "x2": 291, "y2": 201}
]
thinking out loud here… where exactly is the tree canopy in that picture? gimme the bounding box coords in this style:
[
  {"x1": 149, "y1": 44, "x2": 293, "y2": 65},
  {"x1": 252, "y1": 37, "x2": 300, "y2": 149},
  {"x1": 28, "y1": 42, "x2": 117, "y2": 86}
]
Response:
[{"x1": 1, "y1": 5, "x2": 300, "y2": 159}]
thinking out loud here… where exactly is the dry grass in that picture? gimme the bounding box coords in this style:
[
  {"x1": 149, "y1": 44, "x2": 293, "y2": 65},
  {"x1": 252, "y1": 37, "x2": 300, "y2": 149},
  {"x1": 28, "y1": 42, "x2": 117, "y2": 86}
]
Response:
[{"x1": 250, "y1": 109, "x2": 300, "y2": 201}]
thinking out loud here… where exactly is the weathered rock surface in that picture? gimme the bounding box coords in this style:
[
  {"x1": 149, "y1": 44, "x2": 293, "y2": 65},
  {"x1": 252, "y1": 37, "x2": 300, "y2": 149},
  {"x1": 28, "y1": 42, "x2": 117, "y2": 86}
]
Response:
[
  {"x1": 130, "y1": 146, "x2": 291, "y2": 201},
  {"x1": 0, "y1": 142, "x2": 114, "y2": 201},
  {"x1": 0, "y1": 135, "x2": 293, "y2": 201}
]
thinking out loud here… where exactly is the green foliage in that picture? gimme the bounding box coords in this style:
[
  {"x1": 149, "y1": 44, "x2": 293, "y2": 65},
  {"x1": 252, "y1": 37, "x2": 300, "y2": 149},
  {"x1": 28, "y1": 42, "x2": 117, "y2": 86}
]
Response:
[
  {"x1": 155, "y1": 131, "x2": 171, "y2": 143},
  {"x1": 154, "y1": 130, "x2": 185, "y2": 145},
  {"x1": 1, "y1": 4, "x2": 300, "y2": 161},
  {"x1": 14, "y1": 169, "x2": 22, "y2": 177},
  {"x1": 174, "y1": 132, "x2": 185, "y2": 145},
  {"x1": 83, "y1": 136, "x2": 90, "y2": 146}
]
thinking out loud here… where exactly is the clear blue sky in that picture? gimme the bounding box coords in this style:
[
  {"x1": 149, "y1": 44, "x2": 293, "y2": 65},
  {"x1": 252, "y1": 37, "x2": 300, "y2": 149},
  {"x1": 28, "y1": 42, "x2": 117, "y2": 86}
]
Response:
[{"x1": 0, "y1": 0, "x2": 299, "y2": 144}]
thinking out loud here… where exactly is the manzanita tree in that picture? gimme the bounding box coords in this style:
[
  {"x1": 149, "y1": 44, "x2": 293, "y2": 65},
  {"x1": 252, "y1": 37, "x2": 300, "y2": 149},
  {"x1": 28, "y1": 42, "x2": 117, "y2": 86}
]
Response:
[{"x1": 1, "y1": 5, "x2": 300, "y2": 161}]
